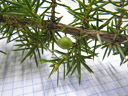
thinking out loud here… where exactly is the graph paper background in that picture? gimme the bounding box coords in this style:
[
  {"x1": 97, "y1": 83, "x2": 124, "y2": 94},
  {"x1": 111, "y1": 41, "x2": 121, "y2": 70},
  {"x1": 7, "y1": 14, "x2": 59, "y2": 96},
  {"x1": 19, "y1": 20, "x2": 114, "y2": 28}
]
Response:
[{"x1": 0, "y1": 38, "x2": 128, "y2": 96}]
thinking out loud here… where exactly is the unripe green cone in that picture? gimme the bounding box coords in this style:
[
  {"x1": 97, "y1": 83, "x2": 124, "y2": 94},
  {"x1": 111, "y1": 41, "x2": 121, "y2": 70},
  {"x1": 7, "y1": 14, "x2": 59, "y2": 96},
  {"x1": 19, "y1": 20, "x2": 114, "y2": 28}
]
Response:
[{"x1": 57, "y1": 36, "x2": 73, "y2": 49}]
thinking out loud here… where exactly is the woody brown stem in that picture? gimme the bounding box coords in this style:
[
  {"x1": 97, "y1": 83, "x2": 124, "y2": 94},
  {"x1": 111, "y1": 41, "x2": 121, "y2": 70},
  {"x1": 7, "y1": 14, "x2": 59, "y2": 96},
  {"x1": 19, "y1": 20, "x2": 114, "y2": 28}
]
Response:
[
  {"x1": 0, "y1": 15, "x2": 128, "y2": 45},
  {"x1": 116, "y1": 0, "x2": 125, "y2": 31},
  {"x1": 51, "y1": 0, "x2": 56, "y2": 23}
]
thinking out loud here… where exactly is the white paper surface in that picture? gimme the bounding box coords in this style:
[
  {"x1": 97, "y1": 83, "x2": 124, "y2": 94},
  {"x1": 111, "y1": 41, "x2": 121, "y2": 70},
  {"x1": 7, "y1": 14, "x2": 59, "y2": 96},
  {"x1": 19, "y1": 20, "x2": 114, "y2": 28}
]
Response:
[{"x1": 0, "y1": 39, "x2": 128, "y2": 96}]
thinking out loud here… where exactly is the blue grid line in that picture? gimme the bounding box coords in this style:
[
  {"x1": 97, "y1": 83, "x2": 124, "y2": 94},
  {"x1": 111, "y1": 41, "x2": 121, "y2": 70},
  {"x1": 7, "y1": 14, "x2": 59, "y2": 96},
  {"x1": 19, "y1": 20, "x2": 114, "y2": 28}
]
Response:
[
  {"x1": 0, "y1": 63, "x2": 128, "y2": 92},
  {"x1": 116, "y1": 79, "x2": 128, "y2": 95},
  {"x1": 82, "y1": 79, "x2": 118, "y2": 95},
  {"x1": 1, "y1": 84, "x2": 127, "y2": 96},
  {"x1": 38, "y1": 62, "x2": 46, "y2": 96},
  {"x1": 1, "y1": 42, "x2": 128, "y2": 96},
  {"x1": 74, "y1": 70, "x2": 97, "y2": 96},
  {"x1": 101, "y1": 68, "x2": 127, "y2": 95},
  {"x1": 59, "y1": 68, "x2": 67, "y2": 96},
  {"x1": 81, "y1": 69, "x2": 99, "y2": 96},
  {"x1": 93, "y1": 60, "x2": 127, "y2": 96},
  {"x1": 67, "y1": 74, "x2": 82, "y2": 96},
  {"x1": 49, "y1": 70, "x2": 76, "y2": 96},
  {"x1": 1, "y1": 50, "x2": 10, "y2": 96},
  {"x1": 59, "y1": 85, "x2": 67, "y2": 96},
  {"x1": 55, "y1": 89, "x2": 78, "y2": 96},
  {"x1": 45, "y1": 64, "x2": 56, "y2": 96},
  {"x1": 22, "y1": 54, "x2": 26, "y2": 96},
  {"x1": 0, "y1": 57, "x2": 121, "y2": 74},
  {"x1": 99, "y1": 61, "x2": 128, "y2": 94},
  {"x1": 30, "y1": 60, "x2": 35, "y2": 96},
  {"x1": 22, "y1": 64, "x2": 24, "y2": 96},
  {"x1": 12, "y1": 50, "x2": 16, "y2": 96},
  {"x1": 18, "y1": 88, "x2": 81, "y2": 96},
  {"x1": 81, "y1": 59, "x2": 126, "y2": 95},
  {"x1": 0, "y1": 64, "x2": 127, "y2": 85},
  {"x1": 0, "y1": 71, "x2": 128, "y2": 95},
  {"x1": 0, "y1": 83, "x2": 87, "y2": 95},
  {"x1": 0, "y1": 62, "x2": 125, "y2": 82},
  {"x1": 94, "y1": 84, "x2": 125, "y2": 95},
  {"x1": 1, "y1": 74, "x2": 128, "y2": 93}
]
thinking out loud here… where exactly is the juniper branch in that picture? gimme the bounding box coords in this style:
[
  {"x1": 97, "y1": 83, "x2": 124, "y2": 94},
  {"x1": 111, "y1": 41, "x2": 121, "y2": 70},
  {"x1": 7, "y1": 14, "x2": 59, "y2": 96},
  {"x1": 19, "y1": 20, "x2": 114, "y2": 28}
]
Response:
[{"x1": 0, "y1": 15, "x2": 128, "y2": 45}]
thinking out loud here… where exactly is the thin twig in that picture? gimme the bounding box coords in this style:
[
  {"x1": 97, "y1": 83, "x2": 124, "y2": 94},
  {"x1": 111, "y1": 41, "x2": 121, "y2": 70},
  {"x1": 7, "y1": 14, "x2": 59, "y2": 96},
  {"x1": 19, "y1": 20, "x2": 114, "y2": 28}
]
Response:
[
  {"x1": 116, "y1": 0, "x2": 125, "y2": 31},
  {"x1": 51, "y1": 0, "x2": 56, "y2": 23}
]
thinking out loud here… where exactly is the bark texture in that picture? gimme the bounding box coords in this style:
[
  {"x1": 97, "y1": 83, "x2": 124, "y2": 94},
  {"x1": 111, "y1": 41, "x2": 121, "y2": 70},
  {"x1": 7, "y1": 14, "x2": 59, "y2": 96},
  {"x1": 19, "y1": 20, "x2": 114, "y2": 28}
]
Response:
[{"x1": 1, "y1": 15, "x2": 128, "y2": 45}]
